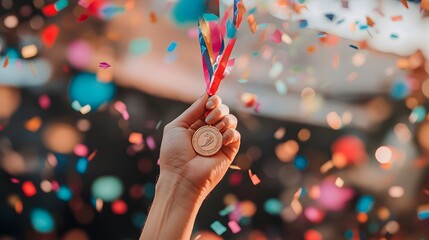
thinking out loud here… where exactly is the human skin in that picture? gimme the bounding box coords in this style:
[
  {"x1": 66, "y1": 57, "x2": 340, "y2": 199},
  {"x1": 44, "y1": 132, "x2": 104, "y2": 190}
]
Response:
[{"x1": 140, "y1": 94, "x2": 240, "y2": 240}]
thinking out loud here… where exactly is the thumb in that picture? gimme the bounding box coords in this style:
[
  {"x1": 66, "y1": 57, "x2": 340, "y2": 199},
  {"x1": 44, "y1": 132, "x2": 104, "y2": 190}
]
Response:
[{"x1": 172, "y1": 93, "x2": 209, "y2": 128}]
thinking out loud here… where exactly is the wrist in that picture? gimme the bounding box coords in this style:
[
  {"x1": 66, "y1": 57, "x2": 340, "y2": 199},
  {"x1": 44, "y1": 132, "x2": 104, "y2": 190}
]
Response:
[{"x1": 155, "y1": 171, "x2": 205, "y2": 211}]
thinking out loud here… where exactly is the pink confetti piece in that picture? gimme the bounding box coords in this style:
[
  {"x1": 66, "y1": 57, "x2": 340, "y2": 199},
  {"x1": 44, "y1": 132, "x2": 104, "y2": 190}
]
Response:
[
  {"x1": 188, "y1": 27, "x2": 199, "y2": 39},
  {"x1": 98, "y1": 61, "x2": 111, "y2": 69},
  {"x1": 248, "y1": 169, "x2": 261, "y2": 185},
  {"x1": 146, "y1": 136, "x2": 156, "y2": 150},
  {"x1": 270, "y1": 29, "x2": 283, "y2": 44},
  {"x1": 74, "y1": 144, "x2": 88, "y2": 157},
  {"x1": 114, "y1": 101, "x2": 130, "y2": 121},
  {"x1": 254, "y1": 102, "x2": 261, "y2": 113},
  {"x1": 228, "y1": 220, "x2": 241, "y2": 234},
  {"x1": 10, "y1": 178, "x2": 20, "y2": 184},
  {"x1": 38, "y1": 94, "x2": 51, "y2": 110}
]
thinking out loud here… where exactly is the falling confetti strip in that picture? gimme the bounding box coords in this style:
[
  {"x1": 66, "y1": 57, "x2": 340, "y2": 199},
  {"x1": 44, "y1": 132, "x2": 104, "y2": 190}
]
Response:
[
  {"x1": 3, "y1": 55, "x2": 9, "y2": 68},
  {"x1": 228, "y1": 221, "x2": 241, "y2": 234},
  {"x1": 166, "y1": 41, "x2": 178, "y2": 53},
  {"x1": 99, "y1": 62, "x2": 111, "y2": 69},
  {"x1": 248, "y1": 169, "x2": 261, "y2": 185},
  {"x1": 210, "y1": 221, "x2": 227, "y2": 235}
]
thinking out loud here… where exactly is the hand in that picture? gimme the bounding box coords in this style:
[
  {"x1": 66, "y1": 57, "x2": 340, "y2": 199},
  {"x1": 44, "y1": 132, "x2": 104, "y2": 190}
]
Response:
[{"x1": 158, "y1": 93, "x2": 241, "y2": 200}]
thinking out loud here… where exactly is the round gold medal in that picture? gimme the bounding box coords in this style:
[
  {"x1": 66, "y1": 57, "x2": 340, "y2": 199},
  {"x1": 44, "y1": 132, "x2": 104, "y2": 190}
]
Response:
[{"x1": 192, "y1": 125, "x2": 222, "y2": 156}]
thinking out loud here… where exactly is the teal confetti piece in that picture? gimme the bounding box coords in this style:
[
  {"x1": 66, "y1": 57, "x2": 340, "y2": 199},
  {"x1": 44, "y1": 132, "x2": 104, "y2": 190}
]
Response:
[
  {"x1": 76, "y1": 157, "x2": 88, "y2": 174},
  {"x1": 391, "y1": 33, "x2": 399, "y2": 39},
  {"x1": 203, "y1": 13, "x2": 219, "y2": 22},
  {"x1": 54, "y1": 0, "x2": 68, "y2": 11},
  {"x1": 226, "y1": 21, "x2": 237, "y2": 39},
  {"x1": 166, "y1": 41, "x2": 178, "y2": 52},
  {"x1": 219, "y1": 205, "x2": 235, "y2": 216},
  {"x1": 129, "y1": 38, "x2": 152, "y2": 56},
  {"x1": 210, "y1": 221, "x2": 227, "y2": 235}
]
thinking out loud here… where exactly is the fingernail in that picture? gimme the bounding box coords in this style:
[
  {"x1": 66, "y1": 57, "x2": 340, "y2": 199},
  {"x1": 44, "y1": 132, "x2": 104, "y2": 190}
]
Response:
[
  {"x1": 207, "y1": 100, "x2": 215, "y2": 109},
  {"x1": 222, "y1": 133, "x2": 229, "y2": 145},
  {"x1": 215, "y1": 122, "x2": 225, "y2": 131},
  {"x1": 205, "y1": 114, "x2": 213, "y2": 124}
]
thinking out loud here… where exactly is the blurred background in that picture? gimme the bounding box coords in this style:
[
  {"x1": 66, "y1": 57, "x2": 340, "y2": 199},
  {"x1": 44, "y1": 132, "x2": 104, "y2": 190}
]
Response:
[{"x1": 1, "y1": 0, "x2": 429, "y2": 239}]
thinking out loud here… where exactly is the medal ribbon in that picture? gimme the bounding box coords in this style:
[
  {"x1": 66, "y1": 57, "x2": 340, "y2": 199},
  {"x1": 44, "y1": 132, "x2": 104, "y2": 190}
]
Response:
[{"x1": 198, "y1": 0, "x2": 244, "y2": 96}]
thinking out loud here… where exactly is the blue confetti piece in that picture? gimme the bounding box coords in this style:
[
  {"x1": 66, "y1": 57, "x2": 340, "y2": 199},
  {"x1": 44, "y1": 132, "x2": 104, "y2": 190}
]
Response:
[
  {"x1": 390, "y1": 80, "x2": 409, "y2": 100},
  {"x1": 227, "y1": 21, "x2": 237, "y2": 38},
  {"x1": 298, "y1": 19, "x2": 308, "y2": 28},
  {"x1": 76, "y1": 157, "x2": 88, "y2": 174},
  {"x1": 410, "y1": 106, "x2": 426, "y2": 123},
  {"x1": 57, "y1": 186, "x2": 73, "y2": 201},
  {"x1": 325, "y1": 13, "x2": 335, "y2": 22},
  {"x1": 336, "y1": 18, "x2": 345, "y2": 24},
  {"x1": 54, "y1": 0, "x2": 68, "y2": 11},
  {"x1": 418, "y1": 210, "x2": 429, "y2": 220},
  {"x1": 356, "y1": 195, "x2": 374, "y2": 213},
  {"x1": 317, "y1": 32, "x2": 327, "y2": 38},
  {"x1": 210, "y1": 221, "x2": 227, "y2": 235},
  {"x1": 101, "y1": 5, "x2": 125, "y2": 19},
  {"x1": 349, "y1": 44, "x2": 359, "y2": 50},
  {"x1": 293, "y1": 155, "x2": 308, "y2": 171},
  {"x1": 30, "y1": 209, "x2": 55, "y2": 233},
  {"x1": 166, "y1": 41, "x2": 178, "y2": 52},
  {"x1": 258, "y1": 23, "x2": 269, "y2": 29},
  {"x1": 359, "y1": 25, "x2": 368, "y2": 30}
]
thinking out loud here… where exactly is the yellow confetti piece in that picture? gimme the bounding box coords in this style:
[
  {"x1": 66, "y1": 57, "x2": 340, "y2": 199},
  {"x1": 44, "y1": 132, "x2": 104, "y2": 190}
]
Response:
[{"x1": 229, "y1": 165, "x2": 241, "y2": 170}]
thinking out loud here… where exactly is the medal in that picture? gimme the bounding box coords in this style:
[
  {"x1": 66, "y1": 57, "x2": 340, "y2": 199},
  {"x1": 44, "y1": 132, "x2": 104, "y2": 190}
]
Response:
[
  {"x1": 192, "y1": 0, "x2": 243, "y2": 156},
  {"x1": 192, "y1": 125, "x2": 223, "y2": 156}
]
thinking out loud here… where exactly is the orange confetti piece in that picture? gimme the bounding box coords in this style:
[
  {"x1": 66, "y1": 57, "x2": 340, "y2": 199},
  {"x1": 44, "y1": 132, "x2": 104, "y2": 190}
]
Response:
[
  {"x1": 88, "y1": 149, "x2": 98, "y2": 161},
  {"x1": 366, "y1": 16, "x2": 375, "y2": 27},
  {"x1": 3, "y1": 55, "x2": 9, "y2": 68},
  {"x1": 307, "y1": 46, "x2": 316, "y2": 53},
  {"x1": 247, "y1": 14, "x2": 257, "y2": 34},
  {"x1": 150, "y1": 11, "x2": 157, "y2": 23},
  {"x1": 129, "y1": 132, "x2": 143, "y2": 144},
  {"x1": 25, "y1": 116, "x2": 42, "y2": 132},
  {"x1": 248, "y1": 169, "x2": 261, "y2": 185},
  {"x1": 401, "y1": 0, "x2": 409, "y2": 9},
  {"x1": 391, "y1": 15, "x2": 403, "y2": 21},
  {"x1": 422, "y1": 0, "x2": 429, "y2": 11}
]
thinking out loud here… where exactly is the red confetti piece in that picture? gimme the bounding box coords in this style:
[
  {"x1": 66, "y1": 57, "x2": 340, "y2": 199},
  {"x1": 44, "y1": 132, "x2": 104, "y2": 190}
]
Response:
[
  {"x1": 112, "y1": 200, "x2": 127, "y2": 214},
  {"x1": 41, "y1": 24, "x2": 59, "y2": 48},
  {"x1": 248, "y1": 169, "x2": 261, "y2": 185},
  {"x1": 22, "y1": 181, "x2": 37, "y2": 197},
  {"x1": 42, "y1": 3, "x2": 59, "y2": 17},
  {"x1": 270, "y1": 29, "x2": 282, "y2": 44},
  {"x1": 391, "y1": 15, "x2": 403, "y2": 22},
  {"x1": 401, "y1": 0, "x2": 409, "y2": 9},
  {"x1": 77, "y1": 14, "x2": 89, "y2": 22}
]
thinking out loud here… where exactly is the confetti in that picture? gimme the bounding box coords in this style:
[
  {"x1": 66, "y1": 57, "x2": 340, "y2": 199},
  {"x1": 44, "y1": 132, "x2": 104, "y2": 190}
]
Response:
[
  {"x1": 166, "y1": 41, "x2": 178, "y2": 53},
  {"x1": 422, "y1": 0, "x2": 429, "y2": 10},
  {"x1": 391, "y1": 15, "x2": 403, "y2": 22},
  {"x1": 401, "y1": 0, "x2": 409, "y2": 9},
  {"x1": 88, "y1": 150, "x2": 98, "y2": 161},
  {"x1": 3, "y1": 55, "x2": 9, "y2": 68},
  {"x1": 112, "y1": 200, "x2": 127, "y2": 215},
  {"x1": 227, "y1": 21, "x2": 237, "y2": 38},
  {"x1": 129, "y1": 132, "x2": 143, "y2": 145},
  {"x1": 325, "y1": 13, "x2": 335, "y2": 22},
  {"x1": 74, "y1": 144, "x2": 88, "y2": 157},
  {"x1": 417, "y1": 204, "x2": 429, "y2": 220},
  {"x1": 39, "y1": 95, "x2": 51, "y2": 110},
  {"x1": 349, "y1": 44, "x2": 359, "y2": 50},
  {"x1": 390, "y1": 33, "x2": 399, "y2": 39},
  {"x1": 57, "y1": 186, "x2": 73, "y2": 201},
  {"x1": 76, "y1": 157, "x2": 88, "y2": 174},
  {"x1": 298, "y1": 19, "x2": 308, "y2": 28},
  {"x1": 210, "y1": 221, "x2": 227, "y2": 235},
  {"x1": 25, "y1": 116, "x2": 42, "y2": 132},
  {"x1": 42, "y1": 4, "x2": 59, "y2": 17},
  {"x1": 219, "y1": 205, "x2": 235, "y2": 216},
  {"x1": 99, "y1": 62, "x2": 111, "y2": 69},
  {"x1": 270, "y1": 29, "x2": 282, "y2": 44},
  {"x1": 366, "y1": 16, "x2": 375, "y2": 27},
  {"x1": 247, "y1": 15, "x2": 257, "y2": 33},
  {"x1": 77, "y1": 14, "x2": 89, "y2": 22},
  {"x1": 248, "y1": 169, "x2": 261, "y2": 185},
  {"x1": 41, "y1": 24, "x2": 59, "y2": 48},
  {"x1": 149, "y1": 11, "x2": 157, "y2": 23},
  {"x1": 129, "y1": 38, "x2": 152, "y2": 56},
  {"x1": 228, "y1": 221, "x2": 241, "y2": 234},
  {"x1": 54, "y1": 0, "x2": 68, "y2": 11},
  {"x1": 22, "y1": 181, "x2": 37, "y2": 197},
  {"x1": 146, "y1": 136, "x2": 156, "y2": 150},
  {"x1": 356, "y1": 195, "x2": 374, "y2": 213},
  {"x1": 229, "y1": 165, "x2": 241, "y2": 170},
  {"x1": 30, "y1": 209, "x2": 55, "y2": 233},
  {"x1": 114, "y1": 101, "x2": 130, "y2": 121},
  {"x1": 269, "y1": 62, "x2": 284, "y2": 79}
]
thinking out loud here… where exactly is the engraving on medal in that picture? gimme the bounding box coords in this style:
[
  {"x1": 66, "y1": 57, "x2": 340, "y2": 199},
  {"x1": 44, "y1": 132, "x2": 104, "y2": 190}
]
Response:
[{"x1": 192, "y1": 126, "x2": 222, "y2": 156}]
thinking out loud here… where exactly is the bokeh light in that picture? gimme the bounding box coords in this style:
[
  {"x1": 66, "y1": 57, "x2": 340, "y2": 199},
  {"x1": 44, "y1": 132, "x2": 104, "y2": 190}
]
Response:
[
  {"x1": 30, "y1": 208, "x2": 55, "y2": 233},
  {"x1": 91, "y1": 176, "x2": 123, "y2": 202}
]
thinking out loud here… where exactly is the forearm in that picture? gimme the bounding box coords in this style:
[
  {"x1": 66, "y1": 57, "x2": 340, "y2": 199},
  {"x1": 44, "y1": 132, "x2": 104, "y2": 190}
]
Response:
[{"x1": 140, "y1": 172, "x2": 205, "y2": 240}]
